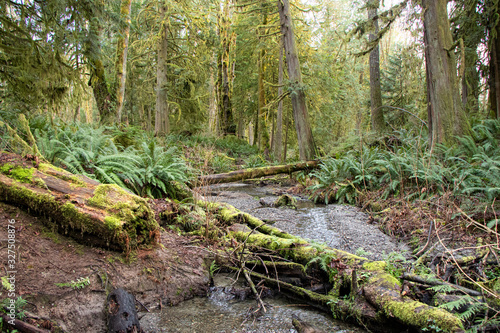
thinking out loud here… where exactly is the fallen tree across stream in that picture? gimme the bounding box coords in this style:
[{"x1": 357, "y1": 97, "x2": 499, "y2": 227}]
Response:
[
  {"x1": 196, "y1": 160, "x2": 319, "y2": 186},
  {"x1": 163, "y1": 200, "x2": 497, "y2": 332}
]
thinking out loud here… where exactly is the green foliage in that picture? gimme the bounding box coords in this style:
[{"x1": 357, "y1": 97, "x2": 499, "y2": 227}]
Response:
[
  {"x1": 214, "y1": 136, "x2": 259, "y2": 158},
  {"x1": 243, "y1": 155, "x2": 266, "y2": 168},
  {"x1": 310, "y1": 120, "x2": 500, "y2": 213},
  {"x1": 55, "y1": 276, "x2": 91, "y2": 290},
  {"x1": 33, "y1": 122, "x2": 190, "y2": 199},
  {"x1": 1, "y1": 296, "x2": 27, "y2": 320},
  {"x1": 210, "y1": 154, "x2": 234, "y2": 173},
  {"x1": 133, "y1": 140, "x2": 189, "y2": 199}
]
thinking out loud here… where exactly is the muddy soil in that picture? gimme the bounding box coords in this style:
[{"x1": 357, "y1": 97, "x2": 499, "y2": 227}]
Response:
[{"x1": 0, "y1": 202, "x2": 210, "y2": 333}]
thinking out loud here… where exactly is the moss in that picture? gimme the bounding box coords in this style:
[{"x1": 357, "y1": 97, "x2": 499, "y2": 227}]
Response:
[
  {"x1": 104, "y1": 216, "x2": 122, "y2": 230},
  {"x1": 274, "y1": 194, "x2": 297, "y2": 208},
  {"x1": 0, "y1": 163, "x2": 35, "y2": 183},
  {"x1": 87, "y1": 184, "x2": 159, "y2": 248},
  {"x1": 362, "y1": 261, "x2": 388, "y2": 272},
  {"x1": 380, "y1": 298, "x2": 462, "y2": 331}
]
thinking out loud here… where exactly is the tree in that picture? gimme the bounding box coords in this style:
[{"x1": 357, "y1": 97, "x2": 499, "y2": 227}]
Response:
[
  {"x1": 486, "y1": 0, "x2": 500, "y2": 119},
  {"x1": 422, "y1": 0, "x2": 470, "y2": 147},
  {"x1": 115, "y1": 0, "x2": 133, "y2": 123},
  {"x1": 155, "y1": 2, "x2": 170, "y2": 136},
  {"x1": 217, "y1": 0, "x2": 236, "y2": 136},
  {"x1": 367, "y1": 0, "x2": 386, "y2": 134},
  {"x1": 274, "y1": 39, "x2": 285, "y2": 162},
  {"x1": 277, "y1": 0, "x2": 316, "y2": 160}
]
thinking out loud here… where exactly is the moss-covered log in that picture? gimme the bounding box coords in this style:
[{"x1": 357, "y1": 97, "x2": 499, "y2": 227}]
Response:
[
  {"x1": 196, "y1": 160, "x2": 319, "y2": 186},
  {"x1": 0, "y1": 152, "x2": 159, "y2": 252},
  {"x1": 207, "y1": 201, "x2": 463, "y2": 332}
]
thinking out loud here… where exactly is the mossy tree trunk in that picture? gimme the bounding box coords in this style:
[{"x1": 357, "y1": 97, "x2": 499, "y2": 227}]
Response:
[
  {"x1": 205, "y1": 202, "x2": 464, "y2": 332},
  {"x1": 0, "y1": 153, "x2": 159, "y2": 252},
  {"x1": 274, "y1": 38, "x2": 285, "y2": 162},
  {"x1": 114, "y1": 0, "x2": 132, "y2": 123},
  {"x1": 217, "y1": 0, "x2": 236, "y2": 136},
  {"x1": 155, "y1": 3, "x2": 170, "y2": 136},
  {"x1": 196, "y1": 160, "x2": 319, "y2": 186}
]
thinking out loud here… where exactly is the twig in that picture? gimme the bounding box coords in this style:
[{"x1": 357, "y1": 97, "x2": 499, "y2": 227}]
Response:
[
  {"x1": 242, "y1": 267, "x2": 266, "y2": 313},
  {"x1": 135, "y1": 298, "x2": 150, "y2": 312},
  {"x1": 401, "y1": 273, "x2": 482, "y2": 296},
  {"x1": 415, "y1": 219, "x2": 434, "y2": 257},
  {"x1": 435, "y1": 229, "x2": 499, "y2": 300}
]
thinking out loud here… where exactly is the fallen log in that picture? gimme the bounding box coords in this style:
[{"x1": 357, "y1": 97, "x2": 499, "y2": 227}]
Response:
[
  {"x1": 202, "y1": 201, "x2": 464, "y2": 332},
  {"x1": 196, "y1": 160, "x2": 319, "y2": 186},
  {"x1": 0, "y1": 152, "x2": 159, "y2": 252}
]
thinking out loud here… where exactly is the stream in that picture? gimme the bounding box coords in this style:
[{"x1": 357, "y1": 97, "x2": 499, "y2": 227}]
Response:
[{"x1": 141, "y1": 183, "x2": 409, "y2": 332}]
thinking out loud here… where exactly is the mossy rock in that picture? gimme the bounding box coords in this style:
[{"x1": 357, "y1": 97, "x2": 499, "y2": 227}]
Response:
[{"x1": 274, "y1": 194, "x2": 297, "y2": 208}]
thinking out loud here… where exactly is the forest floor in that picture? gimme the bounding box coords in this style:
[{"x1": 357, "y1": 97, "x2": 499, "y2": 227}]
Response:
[
  {"x1": 0, "y1": 176, "x2": 497, "y2": 332},
  {"x1": 0, "y1": 201, "x2": 211, "y2": 333}
]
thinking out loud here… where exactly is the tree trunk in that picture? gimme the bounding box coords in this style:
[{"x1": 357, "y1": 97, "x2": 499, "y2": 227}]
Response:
[
  {"x1": 115, "y1": 0, "x2": 132, "y2": 123},
  {"x1": 258, "y1": 46, "x2": 269, "y2": 149},
  {"x1": 488, "y1": 1, "x2": 500, "y2": 119},
  {"x1": 196, "y1": 161, "x2": 319, "y2": 186},
  {"x1": 217, "y1": 0, "x2": 235, "y2": 136},
  {"x1": 155, "y1": 4, "x2": 170, "y2": 136},
  {"x1": 274, "y1": 39, "x2": 285, "y2": 162},
  {"x1": 367, "y1": 0, "x2": 386, "y2": 134},
  {"x1": 85, "y1": 4, "x2": 115, "y2": 125},
  {"x1": 278, "y1": 0, "x2": 316, "y2": 160},
  {"x1": 422, "y1": 0, "x2": 470, "y2": 147},
  {"x1": 0, "y1": 153, "x2": 160, "y2": 252}
]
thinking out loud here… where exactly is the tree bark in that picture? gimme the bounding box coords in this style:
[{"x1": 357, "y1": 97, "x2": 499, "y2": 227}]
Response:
[
  {"x1": 274, "y1": 39, "x2": 285, "y2": 162},
  {"x1": 155, "y1": 4, "x2": 170, "y2": 136},
  {"x1": 422, "y1": 0, "x2": 470, "y2": 147},
  {"x1": 0, "y1": 153, "x2": 160, "y2": 252},
  {"x1": 487, "y1": 1, "x2": 500, "y2": 119},
  {"x1": 278, "y1": 0, "x2": 316, "y2": 161},
  {"x1": 367, "y1": 0, "x2": 386, "y2": 134},
  {"x1": 85, "y1": 4, "x2": 115, "y2": 125},
  {"x1": 115, "y1": 0, "x2": 132, "y2": 123},
  {"x1": 217, "y1": 0, "x2": 236, "y2": 136},
  {"x1": 196, "y1": 160, "x2": 319, "y2": 186},
  {"x1": 107, "y1": 288, "x2": 143, "y2": 333}
]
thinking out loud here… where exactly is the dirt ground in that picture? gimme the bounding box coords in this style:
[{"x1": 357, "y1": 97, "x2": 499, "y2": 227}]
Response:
[{"x1": 0, "y1": 202, "x2": 211, "y2": 333}]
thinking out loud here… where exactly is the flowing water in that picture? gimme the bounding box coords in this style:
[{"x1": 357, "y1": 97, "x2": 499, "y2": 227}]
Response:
[
  {"x1": 140, "y1": 183, "x2": 408, "y2": 332},
  {"x1": 140, "y1": 274, "x2": 364, "y2": 333}
]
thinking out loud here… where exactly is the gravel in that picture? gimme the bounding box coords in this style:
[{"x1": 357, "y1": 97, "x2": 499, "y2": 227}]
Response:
[{"x1": 202, "y1": 183, "x2": 410, "y2": 261}]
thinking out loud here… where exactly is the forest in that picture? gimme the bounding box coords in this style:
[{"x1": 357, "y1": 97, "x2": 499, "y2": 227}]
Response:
[{"x1": 0, "y1": 0, "x2": 499, "y2": 332}]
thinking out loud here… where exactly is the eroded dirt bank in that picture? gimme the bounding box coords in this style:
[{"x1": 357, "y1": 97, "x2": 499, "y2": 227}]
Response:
[{"x1": 0, "y1": 202, "x2": 210, "y2": 333}]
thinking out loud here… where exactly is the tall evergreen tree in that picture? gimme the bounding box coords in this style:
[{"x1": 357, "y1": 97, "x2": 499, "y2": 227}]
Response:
[
  {"x1": 367, "y1": 0, "x2": 386, "y2": 134},
  {"x1": 422, "y1": 0, "x2": 470, "y2": 147}
]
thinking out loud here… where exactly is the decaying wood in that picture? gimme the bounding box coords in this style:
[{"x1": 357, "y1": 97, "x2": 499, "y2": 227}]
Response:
[
  {"x1": 0, "y1": 313, "x2": 50, "y2": 333},
  {"x1": 107, "y1": 288, "x2": 143, "y2": 333},
  {"x1": 207, "y1": 201, "x2": 465, "y2": 332},
  {"x1": 0, "y1": 152, "x2": 159, "y2": 252},
  {"x1": 196, "y1": 160, "x2": 319, "y2": 186}
]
